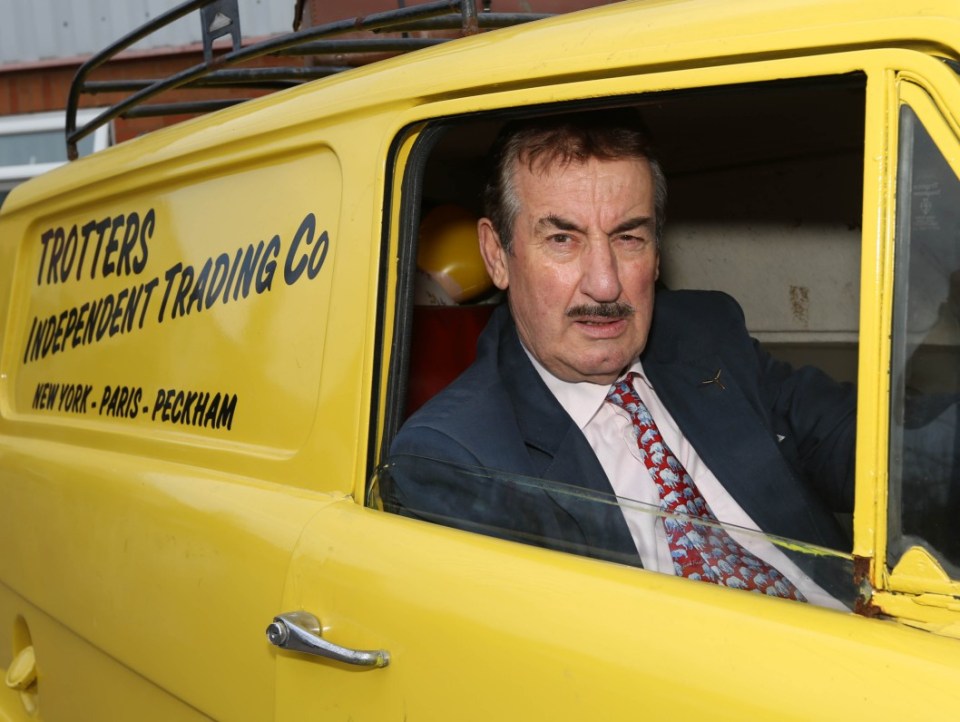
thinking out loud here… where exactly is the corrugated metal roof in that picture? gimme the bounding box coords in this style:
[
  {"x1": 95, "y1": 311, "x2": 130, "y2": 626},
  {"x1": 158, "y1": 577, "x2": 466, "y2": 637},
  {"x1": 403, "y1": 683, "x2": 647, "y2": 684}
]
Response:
[{"x1": 0, "y1": 0, "x2": 292, "y2": 66}]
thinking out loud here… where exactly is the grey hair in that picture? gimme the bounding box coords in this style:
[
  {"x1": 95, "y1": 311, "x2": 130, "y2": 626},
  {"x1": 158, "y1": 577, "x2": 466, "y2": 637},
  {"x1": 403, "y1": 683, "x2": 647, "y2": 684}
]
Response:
[{"x1": 482, "y1": 109, "x2": 667, "y2": 253}]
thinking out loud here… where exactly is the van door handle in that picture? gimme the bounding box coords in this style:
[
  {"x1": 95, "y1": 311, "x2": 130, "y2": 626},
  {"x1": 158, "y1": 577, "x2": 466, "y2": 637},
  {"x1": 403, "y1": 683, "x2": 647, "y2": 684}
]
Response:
[{"x1": 266, "y1": 611, "x2": 390, "y2": 668}]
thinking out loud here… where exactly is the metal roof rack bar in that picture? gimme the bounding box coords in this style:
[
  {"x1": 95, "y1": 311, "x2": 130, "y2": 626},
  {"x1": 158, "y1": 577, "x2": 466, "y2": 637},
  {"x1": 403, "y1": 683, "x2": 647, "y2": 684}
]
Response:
[
  {"x1": 81, "y1": 67, "x2": 363, "y2": 94},
  {"x1": 267, "y1": 22, "x2": 552, "y2": 55},
  {"x1": 66, "y1": 0, "x2": 550, "y2": 159},
  {"x1": 122, "y1": 99, "x2": 248, "y2": 118},
  {"x1": 66, "y1": 0, "x2": 212, "y2": 159},
  {"x1": 377, "y1": 12, "x2": 552, "y2": 33},
  {"x1": 270, "y1": 37, "x2": 447, "y2": 57}
]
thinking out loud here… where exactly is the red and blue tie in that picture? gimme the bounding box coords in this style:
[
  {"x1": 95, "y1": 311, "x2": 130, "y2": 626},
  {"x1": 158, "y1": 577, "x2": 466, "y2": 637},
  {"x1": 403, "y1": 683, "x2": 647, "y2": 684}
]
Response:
[{"x1": 607, "y1": 372, "x2": 805, "y2": 601}]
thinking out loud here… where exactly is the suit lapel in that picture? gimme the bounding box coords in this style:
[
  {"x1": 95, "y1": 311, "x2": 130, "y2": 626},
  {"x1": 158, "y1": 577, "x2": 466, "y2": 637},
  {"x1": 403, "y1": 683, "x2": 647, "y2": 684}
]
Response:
[
  {"x1": 495, "y1": 308, "x2": 608, "y2": 489},
  {"x1": 493, "y1": 308, "x2": 637, "y2": 557},
  {"x1": 642, "y1": 354, "x2": 838, "y2": 547}
]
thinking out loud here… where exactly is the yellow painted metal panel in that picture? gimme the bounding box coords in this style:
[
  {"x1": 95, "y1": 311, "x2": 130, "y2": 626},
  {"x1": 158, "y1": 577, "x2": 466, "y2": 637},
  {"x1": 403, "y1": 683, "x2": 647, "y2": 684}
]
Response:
[
  {"x1": 0, "y1": 434, "x2": 339, "y2": 720},
  {"x1": 5, "y1": 149, "x2": 340, "y2": 454},
  {"x1": 0, "y1": 118, "x2": 386, "y2": 493},
  {"x1": 851, "y1": 61, "x2": 895, "y2": 584},
  {"x1": 279, "y1": 500, "x2": 960, "y2": 721},
  {"x1": 0, "y1": 582, "x2": 212, "y2": 721}
]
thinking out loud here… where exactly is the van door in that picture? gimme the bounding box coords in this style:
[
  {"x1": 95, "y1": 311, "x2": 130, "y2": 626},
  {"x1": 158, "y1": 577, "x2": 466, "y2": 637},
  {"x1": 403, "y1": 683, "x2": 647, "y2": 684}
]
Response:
[{"x1": 274, "y1": 470, "x2": 960, "y2": 720}]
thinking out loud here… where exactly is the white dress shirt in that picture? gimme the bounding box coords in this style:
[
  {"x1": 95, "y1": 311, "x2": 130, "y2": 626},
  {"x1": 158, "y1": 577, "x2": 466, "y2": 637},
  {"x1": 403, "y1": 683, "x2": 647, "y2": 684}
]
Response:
[{"x1": 524, "y1": 350, "x2": 845, "y2": 609}]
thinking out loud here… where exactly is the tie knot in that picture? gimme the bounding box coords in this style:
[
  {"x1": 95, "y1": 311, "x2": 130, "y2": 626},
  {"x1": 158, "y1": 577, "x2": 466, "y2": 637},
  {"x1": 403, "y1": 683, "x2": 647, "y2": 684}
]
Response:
[{"x1": 606, "y1": 371, "x2": 642, "y2": 410}]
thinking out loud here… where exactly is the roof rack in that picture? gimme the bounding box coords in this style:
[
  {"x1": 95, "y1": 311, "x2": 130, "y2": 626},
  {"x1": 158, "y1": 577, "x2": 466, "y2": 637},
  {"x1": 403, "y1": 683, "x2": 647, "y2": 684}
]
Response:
[{"x1": 66, "y1": 0, "x2": 550, "y2": 159}]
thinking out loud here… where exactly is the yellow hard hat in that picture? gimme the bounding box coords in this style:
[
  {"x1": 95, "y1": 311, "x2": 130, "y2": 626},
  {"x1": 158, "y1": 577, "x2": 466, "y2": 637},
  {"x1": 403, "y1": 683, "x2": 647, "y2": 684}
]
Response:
[{"x1": 416, "y1": 204, "x2": 493, "y2": 304}]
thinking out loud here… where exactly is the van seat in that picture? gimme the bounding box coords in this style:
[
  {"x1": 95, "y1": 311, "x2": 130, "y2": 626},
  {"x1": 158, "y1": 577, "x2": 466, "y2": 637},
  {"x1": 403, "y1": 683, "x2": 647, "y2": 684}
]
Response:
[{"x1": 406, "y1": 304, "x2": 495, "y2": 416}]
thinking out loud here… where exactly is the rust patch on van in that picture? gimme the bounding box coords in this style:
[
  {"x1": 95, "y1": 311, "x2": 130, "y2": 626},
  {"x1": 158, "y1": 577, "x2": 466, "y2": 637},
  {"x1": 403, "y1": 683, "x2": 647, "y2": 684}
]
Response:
[
  {"x1": 853, "y1": 555, "x2": 883, "y2": 618},
  {"x1": 789, "y1": 285, "x2": 809, "y2": 326},
  {"x1": 855, "y1": 597, "x2": 882, "y2": 618},
  {"x1": 853, "y1": 554, "x2": 870, "y2": 585}
]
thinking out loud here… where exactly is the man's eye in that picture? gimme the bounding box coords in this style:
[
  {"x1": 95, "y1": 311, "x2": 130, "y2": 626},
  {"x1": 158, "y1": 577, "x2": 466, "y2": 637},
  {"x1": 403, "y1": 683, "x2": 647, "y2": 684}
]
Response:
[{"x1": 549, "y1": 234, "x2": 572, "y2": 244}]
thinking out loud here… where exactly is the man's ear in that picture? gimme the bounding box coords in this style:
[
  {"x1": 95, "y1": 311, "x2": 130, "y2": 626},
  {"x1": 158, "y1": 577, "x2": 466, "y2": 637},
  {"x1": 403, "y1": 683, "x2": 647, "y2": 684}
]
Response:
[{"x1": 478, "y1": 218, "x2": 509, "y2": 290}]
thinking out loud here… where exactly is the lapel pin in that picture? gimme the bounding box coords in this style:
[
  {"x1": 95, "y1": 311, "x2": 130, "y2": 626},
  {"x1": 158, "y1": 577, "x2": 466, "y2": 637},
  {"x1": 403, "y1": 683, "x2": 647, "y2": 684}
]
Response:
[{"x1": 699, "y1": 369, "x2": 725, "y2": 391}]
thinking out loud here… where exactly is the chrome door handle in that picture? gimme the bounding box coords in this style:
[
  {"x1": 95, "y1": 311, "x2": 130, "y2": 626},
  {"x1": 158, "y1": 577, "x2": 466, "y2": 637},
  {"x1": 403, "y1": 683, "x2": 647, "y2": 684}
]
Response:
[{"x1": 266, "y1": 611, "x2": 390, "y2": 668}]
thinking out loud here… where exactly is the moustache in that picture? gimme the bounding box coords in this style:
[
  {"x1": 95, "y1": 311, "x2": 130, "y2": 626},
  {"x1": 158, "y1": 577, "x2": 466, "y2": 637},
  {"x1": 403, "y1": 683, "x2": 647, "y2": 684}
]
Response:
[{"x1": 566, "y1": 302, "x2": 635, "y2": 320}]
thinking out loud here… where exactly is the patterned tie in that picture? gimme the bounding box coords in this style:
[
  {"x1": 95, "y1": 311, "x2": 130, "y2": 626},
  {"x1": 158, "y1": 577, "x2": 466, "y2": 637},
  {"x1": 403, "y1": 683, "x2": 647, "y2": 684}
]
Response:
[{"x1": 607, "y1": 372, "x2": 806, "y2": 601}]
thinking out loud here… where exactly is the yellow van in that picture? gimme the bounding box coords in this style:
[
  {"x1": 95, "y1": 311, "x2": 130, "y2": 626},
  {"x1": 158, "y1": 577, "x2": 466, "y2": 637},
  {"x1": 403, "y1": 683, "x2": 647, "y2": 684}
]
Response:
[{"x1": 2, "y1": 0, "x2": 960, "y2": 719}]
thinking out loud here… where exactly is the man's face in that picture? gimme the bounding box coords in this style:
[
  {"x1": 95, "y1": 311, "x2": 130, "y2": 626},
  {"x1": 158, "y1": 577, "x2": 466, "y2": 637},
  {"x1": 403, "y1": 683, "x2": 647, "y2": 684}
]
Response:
[{"x1": 478, "y1": 155, "x2": 660, "y2": 384}]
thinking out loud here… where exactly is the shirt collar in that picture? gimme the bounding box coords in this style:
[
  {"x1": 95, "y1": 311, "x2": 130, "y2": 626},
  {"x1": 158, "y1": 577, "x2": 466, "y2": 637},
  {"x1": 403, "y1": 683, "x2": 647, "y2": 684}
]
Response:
[{"x1": 521, "y1": 344, "x2": 649, "y2": 430}]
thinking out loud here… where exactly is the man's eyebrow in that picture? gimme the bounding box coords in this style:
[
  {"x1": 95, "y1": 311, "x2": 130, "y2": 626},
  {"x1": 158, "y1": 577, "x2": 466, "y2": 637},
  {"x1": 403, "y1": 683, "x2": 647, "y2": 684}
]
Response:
[
  {"x1": 534, "y1": 214, "x2": 655, "y2": 236},
  {"x1": 536, "y1": 214, "x2": 584, "y2": 233},
  {"x1": 609, "y1": 216, "x2": 654, "y2": 235}
]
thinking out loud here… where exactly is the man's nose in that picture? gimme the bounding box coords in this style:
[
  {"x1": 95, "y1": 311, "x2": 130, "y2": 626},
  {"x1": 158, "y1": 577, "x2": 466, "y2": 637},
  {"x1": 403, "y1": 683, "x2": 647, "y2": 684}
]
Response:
[{"x1": 579, "y1": 240, "x2": 622, "y2": 302}]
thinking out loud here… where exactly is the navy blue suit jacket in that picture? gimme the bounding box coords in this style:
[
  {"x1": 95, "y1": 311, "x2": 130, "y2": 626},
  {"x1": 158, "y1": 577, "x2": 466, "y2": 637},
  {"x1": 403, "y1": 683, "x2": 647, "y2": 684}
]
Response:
[{"x1": 387, "y1": 290, "x2": 856, "y2": 565}]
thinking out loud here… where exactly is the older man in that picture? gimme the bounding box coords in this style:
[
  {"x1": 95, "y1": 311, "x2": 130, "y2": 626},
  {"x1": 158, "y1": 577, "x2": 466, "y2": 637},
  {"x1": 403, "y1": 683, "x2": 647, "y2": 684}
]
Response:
[{"x1": 388, "y1": 110, "x2": 855, "y2": 604}]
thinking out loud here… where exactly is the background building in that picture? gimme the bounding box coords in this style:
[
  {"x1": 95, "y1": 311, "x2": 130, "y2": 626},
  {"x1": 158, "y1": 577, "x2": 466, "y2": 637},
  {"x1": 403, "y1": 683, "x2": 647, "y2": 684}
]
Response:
[
  {"x1": 0, "y1": 0, "x2": 611, "y2": 203},
  {"x1": 0, "y1": 0, "x2": 291, "y2": 142}
]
